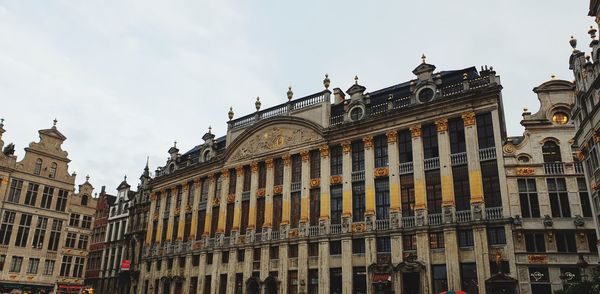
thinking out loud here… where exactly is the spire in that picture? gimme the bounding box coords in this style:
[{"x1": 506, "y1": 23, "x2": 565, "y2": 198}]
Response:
[
  {"x1": 85, "y1": 175, "x2": 90, "y2": 182},
  {"x1": 53, "y1": 118, "x2": 58, "y2": 128},
  {"x1": 421, "y1": 53, "x2": 427, "y2": 64}
]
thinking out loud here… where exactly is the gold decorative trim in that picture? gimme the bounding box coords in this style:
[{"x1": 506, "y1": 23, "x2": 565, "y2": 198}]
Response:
[
  {"x1": 282, "y1": 154, "x2": 291, "y2": 166},
  {"x1": 212, "y1": 197, "x2": 220, "y2": 206},
  {"x1": 462, "y1": 112, "x2": 476, "y2": 126},
  {"x1": 251, "y1": 162, "x2": 259, "y2": 173},
  {"x1": 577, "y1": 151, "x2": 585, "y2": 161},
  {"x1": 516, "y1": 167, "x2": 535, "y2": 176},
  {"x1": 341, "y1": 141, "x2": 351, "y2": 154},
  {"x1": 222, "y1": 169, "x2": 230, "y2": 178},
  {"x1": 527, "y1": 255, "x2": 548, "y2": 264},
  {"x1": 386, "y1": 131, "x2": 397, "y2": 143},
  {"x1": 352, "y1": 222, "x2": 365, "y2": 233},
  {"x1": 289, "y1": 228, "x2": 299, "y2": 238},
  {"x1": 185, "y1": 205, "x2": 192, "y2": 213},
  {"x1": 256, "y1": 188, "x2": 266, "y2": 198},
  {"x1": 273, "y1": 185, "x2": 283, "y2": 195},
  {"x1": 435, "y1": 118, "x2": 448, "y2": 133},
  {"x1": 320, "y1": 145, "x2": 329, "y2": 158},
  {"x1": 330, "y1": 175, "x2": 343, "y2": 185},
  {"x1": 362, "y1": 136, "x2": 373, "y2": 150},
  {"x1": 410, "y1": 124, "x2": 421, "y2": 138},
  {"x1": 235, "y1": 166, "x2": 244, "y2": 176},
  {"x1": 174, "y1": 207, "x2": 180, "y2": 215},
  {"x1": 310, "y1": 178, "x2": 321, "y2": 188},
  {"x1": 374, "y1": 167, "x2": 389, "y2": 178},
  {"x1": 227, "y1": 193, "x2": 236, "y2": 203},
  {"x1": 594, "y1": 133, "x2": 600, "y2": 143},
  {"x1": 300, "y1": 150, "x2": 310, "y2": 162},
  {"x1": 265, "y1": 158, "x2": 274, "y2": 169}
]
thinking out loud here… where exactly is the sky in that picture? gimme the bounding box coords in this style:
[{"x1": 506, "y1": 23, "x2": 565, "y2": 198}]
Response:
[{"x1": 0, "y1": 0, "x2": 593, "y2": 194}]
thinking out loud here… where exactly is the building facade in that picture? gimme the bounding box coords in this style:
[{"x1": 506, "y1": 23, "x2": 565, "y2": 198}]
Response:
[
  {"x1": 503, "y1": 79, "x2": 599, "y2": 294},
  {"x1": 85, "y1": 186, "x2": 116, "y2": 291},
  {"x1": 0, "y1": 120, "x2": 97, "y2": 293},
  {"x1": 138, "y1": 60, "x2": 519, "y2": 294}
]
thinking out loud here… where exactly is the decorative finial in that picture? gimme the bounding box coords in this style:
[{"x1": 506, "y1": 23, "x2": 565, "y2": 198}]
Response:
[
  {"x1": 124, "y1": 175, "x2": 127, "y2": 181},
  {"x1": 421, "y1": 54, "x2": 426, "y2": 64},
  {"x1": 589, "y1": 26, "x2": 597, "y2": 39},
  {"x1": 228, "y1": 107, "x2": 234, "y2": 120},
  {"x1": 551, "y1": 74, "x2": 556, "y2": 79},
  {"x1": 287, "y1": 86, "x2": 293, "y2": 101},
  {"x1": 323, "y1": 74, "x2": 330, "y2": 89},
  {"x1": 354, "y1": 75, "x2": 359, "y2": 85},
  {"x1": 86, "y1": 175, "x2": 90, "y2": 182},
  {"x1": 53, "y1": 118, "x2": 57, "y2": 127},
  {"x1": 146, "y1": 156, "x2": 149, "y2": 167},
  {"x1": 255, "y1": 96, "x2": 261, "y2": 111},
  {"x1": 570, "y1": 36, "x2": 578, "y2": 50},
  {"x1": 0, "y1": 118, "x2": 4, "y2": 128},
  {"x1": 173, "y1": 140, "x2": 177, "y2": 148},
  {"x1": 208, "y1": 126, "x2": 212, "y2": 134},
  {"x1": 463, "y1": 73, "x2": 468, "y2": 80},
  {"x1": 523, "y1": 107, "x2": 529, "y2": 112}
]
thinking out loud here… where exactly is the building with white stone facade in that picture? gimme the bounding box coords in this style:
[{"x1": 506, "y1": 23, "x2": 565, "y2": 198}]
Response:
[
  {"x1": 137, "y1": 59, "x2": 520, "y2": 294},
  {"x1": 503, "y1": 79, "x2": 599, "y2": 294}
]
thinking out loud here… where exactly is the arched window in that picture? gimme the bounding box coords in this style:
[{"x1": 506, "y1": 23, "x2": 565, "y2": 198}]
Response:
[
  {"x1": 81, "y1": 195, "x2": 88, "y2": 206},
  {"x1": 34, "y1": 159, "x2": 43, "y2": 175},
  {"x1": 49, "y1": 162, "x2": 57, "y2": 178},
  {"x1": 203, "y1": 150, "x2": 210, "y2": 162},
  {"x1": 542, "y1": 141, "x2": 562, "y2": 163}
]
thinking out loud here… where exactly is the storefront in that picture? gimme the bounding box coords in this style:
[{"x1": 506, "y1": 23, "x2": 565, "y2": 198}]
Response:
[
  {"x1": 56, "y1": 284, "x2": 82, "y2": 294},
  {"x1": 0, "y1": 282, "x2": 54, "y2": 294}
]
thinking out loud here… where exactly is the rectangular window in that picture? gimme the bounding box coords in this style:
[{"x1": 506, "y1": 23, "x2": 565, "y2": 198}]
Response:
[
  {"x1": 269, "y1": 246, "x2": 279, "y2": 260},
  {"x1": 210, "y1": 207, "x2": 219, "y2": 237},
  {"x1": 257, "y1": 197, "x2": 265, "y2": 231},
  {"x1": 374, "y1": 135, "x2": 388, "y2": 168},
  {"x1": 330, "y1": 240, "x2": 342, "y2": 255},
  {"x1": 222, "y1": 251, "x2": 230, "y2": 264},
  {"x1": 72, "y1": 257, "x2": 85, "y2": 277},
  {"x1": 288, "y1": 271, "x2": 299, "y2": 294},
  {"x1": 548, "y1": 178, "x2": 571, "y2": 217},
  {"x1": 352, "y1": 267, "x2": 367, "y2": 294},
  {"x1": 588, "y1": 230, "x2": 598, "y2": 253},
  {"x1": 482, "y1": 160, "x2": 501, "y2": 207},
  {"x1": 352, "y1": 182, "x2": 366, "y2": 222},
  {"x1": 525, "y1": 232, "x2": 546, "y2": 253},
  {"x1": 41, "y1": 186, "x2": 54, "y2": 209},
  {"x1": 288, "y1": 244, "x2": 298, "y2": 258},
  {"x1": 375, "y1": 178, "x2": 390, "y2": 220},
  {"x1": 432, "y1": 265, "x2": 448, "y2": 294},
  {"x1": 429, "y1": 232, "x2": 445, "y2": 249},
  {"x1": 214, "y1": 175, "x2": 222, "y2": 201},
  {"x1": 460, "y1": 263, "x2": 479, "y2": 294},
  {"x1": 578, "y1": 178, "x2": 593, "y2": 217},
  {"x1": 59, "y1": 255, "x2": 72, "y2": 276},
  {"x1": 82, "y1": 216, "x2": 92, "y2": 229},
  {"x1": 69, "y1": 214, "x2": 80, "y2": 227},
  {"x1": 330, "y1": 185, "x2": 343, "y2": 224},
  {"x1": 240, "y1": 201, "x2": 249, "y2": 234},
  {"x1": 0, "y1": 211, "x2": 15, "y2": 245},
  {"x1": 490, "y1": 261, "x2": 510, "y2": 275},
  {"x1": 453, "y1": 165, "x2": 471, "y2": 211},
  {"x1": 352, "y1": 140, "x2": 365, "y2": 172},
  {"x1": 243, "y1": 166, "x2": 251, "y2": 192},
  {"x1": 225, "y1": 204, "x2": 234, "y2": 236},
  {"x1": 398, "y1": 130, "x2": 413, "y2": 163},
  {"x1": 458, "y1": 229, "x2": 474, "y2": 248},
  {"x1": 426, "y1": 170, "x2": 442, "y2": 213},
  {"x1": 422, "y1": 124, "x2": 439, "y2": 159},
  {"x1": 310, "y1": 150, "x2": 321, "y2": 179},
  {"x1": 401, "y1": 175, "x2": 415, "y2": 216},
  {"x1": 352, "y1": 238, "x2": 365, "y2": 254},
  {"x1": 8, "y1": 179, "x2": 24, "y2": 203},
  {"x1": 330, "y1": 146, "x2": 343, "y2": 176},
  {"x1": 309, "y1": 189, "x2": 320, "y2": 226},
  {"x1": 48, "y1": 219, "x2": 63, "y2": 251},
  {"x1": 65, "y1": 232, "x2": 76, "y2": 248},
  {"x1": 258, "y1": 162, "x2": 267, "y2": 188},
  {"x1": 518, "y1": 179, "x2": 540, "y2": 218},
  {"x1": 56, "y1": 189, "x2": 68, "y2": 212},
  {"x1": 196, "y1": 210, "x2": 206, "y2": 240},
  {"x1": 273, "y1": 195, "x2": 282, "y2": 229},
  {"x1": 274, "y1": 159, "x2": 283, "y2": 186},
  {"x1": 376, "y1": 236, "x2": 391, "y2": 253},
  {"x1": 403, "y1": 234, "x2": 417, "y2": 251},
  {"x1": 155, "y1": 192, "x2": 162, "y2": 212},
  {"x1": 308, "y1": 242, "x2": 319, "y2": 257},
  {"x1": 449, "y1": 117, "x2": 466, "y2": 154},
  {"x1": 43, "y1": 260, "x2": 55, "y2": 275},
  {"x1": 26, "y1": 258, "x2": 39, "y2": 274},
  {"x1": 172, "y1": 215, "x2": 180, "y2": 241},
  {"x1": 201, "y1": 178, "x2": 210, "y2": 201},
  {"x1": 556, "y1": 232, "x2": 577, "y2": 253},
  {"x1": 77, "y1": 235, "x2": 89, "y2": 249},
  {"x1": 291, "y1": 154, "x2": 302, "y2": 183},
  {"x1": 487, "y1": 227, "x2": 506, "y2": 245},
  {"x1": 330, "y1": 268, "x2": 343, "y2": 294},
  {"x1": 188, "y1": 181, "x2": 196, "y2": 206},
  {"x1": 24, "y1": 183, "x2": 39, "y2": 206},
  {"x1": 476, "y1": 112, "x2": 495, "y2": 149},
  {"x1": 175, "y1": 187, "x2": 182, "y2": 209},
  {"x1": 32, "y1": 216, "x2": 48, "y2": 248},
  {"x1": 14, "y1": 213, "x2": 32, "y2": 247},
  {"x1": 237, "y1": 249, "x2": 245, "y2": 262},
  {"x1": 10, "y1": 256, "x2": 23, "y2": 273},
  {"x1": 290, "y1": 192, "x2": 301, "y2": 229}
]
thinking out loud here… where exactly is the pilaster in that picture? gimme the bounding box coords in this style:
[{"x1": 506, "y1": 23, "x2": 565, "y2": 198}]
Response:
[
  {"x1": 319, "y1": 241, "x2": 330, "y2": 294},
  {"x1": 146, "y1": 192, "x2": 157, "y2": 245},
  {"x1": 177, "y1": 186, "x2": 187, "y2": 240},
  {"x1": 341, "y1": 238, "x2": 353, "y2": 294},
  {"x1": 211, "y1": 250, "x2": 221, "y2": 294},
  {"x1": 341, "y1": 141, "x2": 353, "y2": 223},
  {"x1": 462, "y1": 112, "x2": 484, "y2": 207},
  {"x1": 165, "y1": 189, "x2": 175, "y2": 242},
  {"x1": 298, "y1": 241, "x2": 308, "y2": 294},
  {"x1": 319, "y1": 146, "x2": 331, "y2": 227},
  {"x1": 443, "y1": 228, "x2": 460, "y2": 290},
  {"x1": 300, "y1": 150, "x2": 311, "y2": 226},
  {"x1": 411, "y1": 124, "x2": 427, "y2": 224},
  {"x1": 248, "y1": 162, "x2": 259, "y2": 233},
  {"x1": 279, "y1": 245, "x2": 289, "y2": 292},
  {"x1": 217, "y1": 170, "x2": 230, "y2": 234},
  {"x1": 264, "y1": 159, "x2": 274, "y2": 230},
  {"x1": 190, "y1": 179, "x2": 201, "y2": 241},
  {"x1": 473, "y1": 225, "x2": 490, "y2": 294},
  {"x1": 416, "y1": 230, "x2": 431, "y2": 294},
  {"x1": 436, "y1": 118, "x2": 455, "y2": 223},
  {"x1": 203, "y1": 175, "x2": 216, "y2": 236},
  {"x1": 281, "y1": 154, "x2": 292, "y2": 233},
  {"x1": 387, "y1": 131, "x2": 402, "y2": 228},
  {"x1": 232, "y1": 166, "x2": 244, "y2": 239},
  {"x1": 363, "y1": 136, "x2": 376, "y2": 223}
]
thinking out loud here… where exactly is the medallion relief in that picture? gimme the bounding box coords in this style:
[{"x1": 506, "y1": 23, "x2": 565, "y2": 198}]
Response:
[{"x1": 230, "y1": 126, "x2": 321, "y2": 161}]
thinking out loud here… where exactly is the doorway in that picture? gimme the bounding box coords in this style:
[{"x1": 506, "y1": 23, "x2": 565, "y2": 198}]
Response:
[{"x1": 403, "y1": 272, "x2": 420, "y2": 294}]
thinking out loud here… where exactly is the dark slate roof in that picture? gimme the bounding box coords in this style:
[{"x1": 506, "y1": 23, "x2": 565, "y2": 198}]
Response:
[
  {"x1": 507, "y1": 136, "x2": 525, "y2": 145},
  {"x1": 106, "y1": 194, "x2": 117, "y2": 205},
  {"x1": 180, "y1": 136, "x2": 227, "y2": 161}
]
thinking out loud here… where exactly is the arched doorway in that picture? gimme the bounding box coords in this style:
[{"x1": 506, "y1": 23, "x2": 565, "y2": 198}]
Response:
[
  {"x1": 264, "y1": 275, "x2": 278, "y2": 294},
  {"x1": 395, "y1": 254, "x2": 427, "y2": 294},
  {"x1": 246, "y1": 277, "x2": 260, "y2": 294}
]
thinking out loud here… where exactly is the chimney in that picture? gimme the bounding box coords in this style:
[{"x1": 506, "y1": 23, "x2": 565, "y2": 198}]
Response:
[{"x1": 333, "y1": 88, "x2": 346, "y2": 105}]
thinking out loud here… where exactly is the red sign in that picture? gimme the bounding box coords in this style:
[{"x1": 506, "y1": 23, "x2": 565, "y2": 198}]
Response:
[
  {"x1": 121, "y1": 260, "x2": 131, "y2": 270},
  {"x1": 58, "y1": 285, "x2": 83, "y2": 290}
]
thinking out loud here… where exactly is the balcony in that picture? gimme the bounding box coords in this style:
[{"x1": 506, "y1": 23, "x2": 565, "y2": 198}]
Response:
[
  {"x1": 402, "y1": 216, "x2": 415, "y2": 228},
  {"x1": 574, "y1": 162, "x2": 584, "y2": 174},
  {"x1": 544, "y1": 162, "x2": 565, "y2": 175},
  {"x1": 330, "y1": 114, "x2": 344, "y2": 126},
  {"x1": 242, "y1": 191, "x2": 250, "y2": 201},
  {"x1": 456, "y1": 210, "x2": 472, "y2": 223},
  {"x1": 308, "y1": 226, "x2": 319, "y2": 237},
  {"x1": 375, "y1": 219, "x2": 390, "y2": 230},
  {"x1": 291, "y1": 182, "x2": 302, "y2": 192},
  {"x1": 271, "y1": 230, "x2": 280, "y2": 241},
  {"x1": 352, "y1": 170, "x2": 365, "y2": 182},
  {"x1": 428, "y1": 213, "x2": 443, "y2": 225},
  {"x1": 451, "y1": 152, "x2": 468, "y2": 166},
  {"x1": 399, "y1": 162, "x2": 414, "y2": 175},
  {"x1": 486, "y1": 207, "x2": 503, "y2": 220},
  {"x1": 330, "y1": 224, "x2": 342, "y2": 235},
  {"x1": 424, "y1": 157, "x2": 440, "y2": 171},
  {"x1": 479, "y1": 147, "x2": 497, "y2": 161}
]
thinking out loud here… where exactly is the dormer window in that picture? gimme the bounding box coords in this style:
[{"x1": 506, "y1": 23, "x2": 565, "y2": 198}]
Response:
[
  {"x1": 49, "y1": 162, "x2": 57, "y2": 178},
  {"x1": 34, "y1": 159, "x2": 42, "y2": 175},
  {"x1": 542, "y1": 141, "x2": 562, "y2": 163},
  {"x1": 203, "y1": 150, "x2": 211, "y2": 162},
  {"x1": 417, "y1": 87, "x2": 435, "y2": 103},
  {"x1": 81, "y1": 195, "x2": 88, "y2": 206},
  {"x1": 349, "y1": 106, "x2": 364, "y2": 122}
]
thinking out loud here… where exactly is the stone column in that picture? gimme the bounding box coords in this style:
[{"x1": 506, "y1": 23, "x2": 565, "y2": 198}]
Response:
[
  {"x1": 227, "y1": 249, "x2": 237, "y2": 293},
  {"x1": 165, "y1": 189, "x2": 175, "y2": 242},
  {"x1": 319, "y1": 146, "x2": 331, "y2": 230},
  {"x1": 217, "y1": 170, "x2": 230, "y2": 241},
  {"x1": 211, "y1": 250, "x2": 221, "y2": 294},
  {"x1": 260, "y1": 245, "x2": 269, "y2": 279},
  {"x1": 436, "y1": 118, "x2": 455, "y2": 222},
  {"x1": 203, "y1": 175, "x2": 216, "y2": 237},
  {"x1": 410, "y1": 124, "x2": 427, "y2": 225},
  {"x1": 190, "y1": 179, "x2": 201, "y2": 241},
  {"x1": 387, "y1": 131, "x2": 402, "y2": 228},
  {"x1": 279, "y1": 245, "x2": 289, "y2": 292},
  {"x1": 264, "y1": 159, "x2": 275, "y2": 235},
  {"x1": 391, "y1": 232, "x2": 403, "y2": 294},
  {"x1": 473, "y1": 225, "x2": 490, "y2": 294},
  {"x1": 281, "y1": 154, "x2": 292, "y2": 236},
  {"x1": 232, "y1": 166, "x2": 244, "y2": 242},
  {"x1": 365, "y1": 236, "x2": 377, "y2": 294},
  {"x1": 462, "y1": 112, "x2": 485, "y2": 219},
  {"x1": 243, "y1": 248, "x2": 254, "y2": 284},
  {"x1": 443, "y1": 228, "x2": 460, "y2": 290},
  {"x1": 341, "y1": 238, "x2": 353, "y2": 294},
  {"x1": 300, "y1": 150, "x2": 311, "y2": 234},
  {"x1": 319, "y1": 241, "x2": 330, "y2": 293},
  {"x1": 341, "y1": 141, "x2": 353, "y2": 229},
  {"x1": 416, "y1": 230, "x2": 431, "y2": 294},
  {"x1": 247, "y1": 162, "x2": 258, "y2": 241},
  {"x1": 363, "y1": 136, "x2": 376, "y2": 229},
  {"x1": 177, "y1": 186, "x2": 187, "y2": 240},
  {"x1": 146, "y1": 192, "x2": 157, "y2": 245},
  {"x1": 492, "y1": 109, "x2": 509, "y2": 216},
  {"x1": 298, "y1": 241, "x2": 308, "y2": 294}
]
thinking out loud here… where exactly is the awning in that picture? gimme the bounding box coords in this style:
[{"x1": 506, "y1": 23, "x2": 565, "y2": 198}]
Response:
[
  {"x1": 0, "y1": 281, "x2": 54, "y2": 291},
  {"x1": 372, "y1": 274, "x2": 392, "y2": 283}
]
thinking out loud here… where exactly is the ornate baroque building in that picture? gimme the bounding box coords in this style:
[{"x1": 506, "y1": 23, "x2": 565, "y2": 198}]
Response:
[
  {"x1": 0, "y1": 120, "x2": 97, "y2": 293},
  {"x1": 138, "y1": 59, "x2": 519, "y2": 294},
  {"x1": 503, "y1": 79, "x2": 598, "y2": 294},
  {"x1": 85, "y1": 186, "x2": 116, "y2": 291}
]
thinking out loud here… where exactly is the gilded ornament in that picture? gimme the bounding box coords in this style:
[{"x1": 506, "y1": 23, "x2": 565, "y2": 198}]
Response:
[
  {"x1": 227, "y1": 193, "x2": 236, "y2": 203},
  {"x1": 435, "y1": 118, "x2": 448, "y2": 133},
  {"x1": 289, "y1": 228, "x2": 299, "y2": 238},
  {"x1": 462, "y1": 112, "x2": 476, "y2": 126},
  {"x1": 185, "y1": 205, "x2": 192, "y2": 213},
  {"x1": 208, "y1": 174, "x2": 215, "y2": 183},
  {"x1": 174, "y1": 207, "x2": 180, "y2": 215},
  {"x1": 320, "y1": 145, "x2": 329, "y2": 158},
  {"x1": 273, "y1": 185, "x2": 283, "y2": 195},
  {"x1": 516, "y1": 167, "x2": 535, "y2": 176},
  {"x1": 577, "y1": 151, "x2": 585, "y2": 161},
  {"x1": 362, "y1": 136, "x2": 373, "y2": 150},
  {"x1": 229, "y1": 126, "x2": 320, "y2": 161},
  {"x1": 251, "y1": 162, "x2": 259, "y2": 173},
  {"x1": 594, "y1": 133, "x2": 600, "y2": 143},
  {"x1": 310, "y1": 178, "x2": 321, "y2": 188},
  {"x1": 282, "y1": 154, "x2": 291, "y2": 166},
  {"x1": 341, "y1": 141, "x2": 351, "y2": 154},
  {"x1": 410, "y1": 124, "x2": 421, "y2": 138},
  {"x1": 386, "y1": 131, "x2": 397, "y2": 143},
  {"x1": 527, "y1": 255, "x2": 548, "y2": 264},
  {"x1": 330, "y1": 175, "x2": 343, "y2": 185},
  {"x1": 352, "y1": 222, "x2": 365, "y2": 233},
  {"x1": 256, "y1": 188, "x2": 266, "y2": 198},
  {"x1": 222, "y1": 169, "x2": 230, "y2": 178},
  {"x1": 235, "y1": 166, "x2": 244, "y2": 176},
  {"x1": 212, "y1": 197, "x2": 220, "y2": 206},
  {"x1": 374, "y1": 167, "x2": 389, "y2": 178},
  {"x1": 265, "y1": 158, "x2": 274, "y2": 169},
  {"x1": 300, "y1": 150, "x2": 310, "y2": 162}
]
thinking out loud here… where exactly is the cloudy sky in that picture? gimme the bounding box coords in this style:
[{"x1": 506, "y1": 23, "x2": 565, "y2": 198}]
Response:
[{"x1": 0, "y1": 1, "x2": 592, "y2": 194}]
